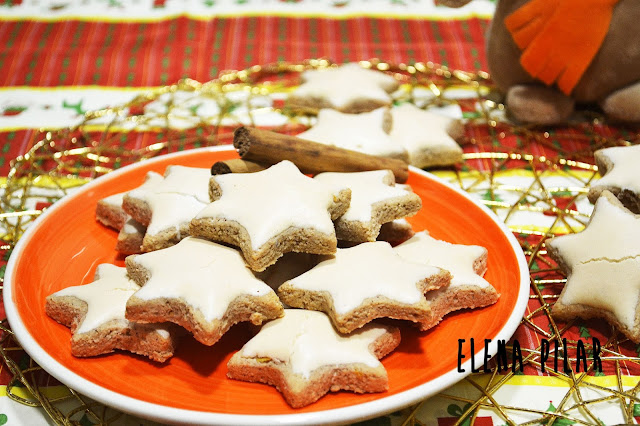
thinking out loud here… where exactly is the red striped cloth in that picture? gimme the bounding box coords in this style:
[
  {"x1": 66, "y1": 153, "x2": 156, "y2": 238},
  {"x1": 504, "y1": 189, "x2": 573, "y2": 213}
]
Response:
[{"x1": 0, "y1": 17, "x2": 490, "y2": 87}]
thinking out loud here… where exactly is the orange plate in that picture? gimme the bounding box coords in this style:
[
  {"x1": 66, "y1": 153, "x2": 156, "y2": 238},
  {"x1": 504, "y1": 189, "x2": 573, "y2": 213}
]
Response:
[{"x1": 5, "y1": 146, "x2": 529, "y2": 425}]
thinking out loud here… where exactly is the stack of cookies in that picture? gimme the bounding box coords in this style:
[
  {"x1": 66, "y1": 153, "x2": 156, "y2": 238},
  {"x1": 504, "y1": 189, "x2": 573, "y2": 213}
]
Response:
[
  {"x1": 47, "y1": 157, "x2": 499, "y2": 408},
  {"x1": 289, "y1": 62, "x2": 465, "y2": 169},
  {"x1": 46, "y1": 64, "x2": 499, "y2": 408}
]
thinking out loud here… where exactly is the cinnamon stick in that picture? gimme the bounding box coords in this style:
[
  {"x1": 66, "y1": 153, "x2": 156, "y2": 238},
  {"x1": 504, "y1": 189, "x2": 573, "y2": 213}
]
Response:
[
  {"x1": 233, "y1": 126, "x2": 409, "y2": 183},
  {"x1": 211, "y1": 159, "x2": 267, "y2": 175}
]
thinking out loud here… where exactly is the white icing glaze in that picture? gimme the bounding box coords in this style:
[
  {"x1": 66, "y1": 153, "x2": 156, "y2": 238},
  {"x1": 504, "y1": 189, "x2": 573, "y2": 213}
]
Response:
[
  {"x1": 196, "y1": 160, "x2": 347, "y2": 250},
  {"x1": 101, "y1": 171, "x2": 163, "y2": 207},
  {"x1": 101, "y1": 192, "x2": 125, "y2": 208},
  {"x1": 549, "y1": 195, "x2": 640, "y2": 266},
  {"x1": 51, "y1": 264, "x2": 139, "y2": 334},
  {"x1": 240, "y1": 309, "x2": 385, "y2": 379},
  {"x1": 131, "y1": 237, "x2": 276, "y2": 321},
  {"x1": 389, "y1": 103, "x2": 462, "y2": 167},
  {"x1": 161, "y1": 166, "x2": 212, "y2": 203},
  {"x1": 293, "y1": 63, "x2": 397, "y2": 109},
  {"x1": 561, "y1": 257, "x2": 640, "y2": 329},
  {"x1": 594, "y1": 145, "x2": 640, "y2": 193},
  {"x1": 144, "y1": 193, "x2": 205, "y2": 236},
  {"x1": 549, "y1": 194, "x2": 640, "y2": 330},
  {"x1": 314, "y1": 170, "x2": 414, "y2": 222},
  {"x1": 287, "y1": 241, "x2": 443, "y2": 314},
  {"x1": 296, "y1": 108, "x2": 407, "y2": 159},
  {"x1": 394, "y1": 231, "x2": 490, "y2": 288}
]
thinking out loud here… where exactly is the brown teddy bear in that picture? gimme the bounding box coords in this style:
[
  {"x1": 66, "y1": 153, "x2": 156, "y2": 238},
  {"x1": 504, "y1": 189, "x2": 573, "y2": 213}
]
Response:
[{"x1": 442, "y1": 0, "x2": 640, "y2": 125}]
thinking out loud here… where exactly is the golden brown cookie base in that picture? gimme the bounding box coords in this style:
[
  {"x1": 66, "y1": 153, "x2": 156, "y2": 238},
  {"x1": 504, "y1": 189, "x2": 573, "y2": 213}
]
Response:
[
  {"x1": 96, "y1": 200, "x2": 128, "y2": 231},
  {"x1": 420, "y1": 285, "x2": 499, "y2": 331},
  {"x1": 193, "y1": 187, "x2": 351, "y2": 272},
  {"x1": 376, "y1": 220, "x2": 415, "y2": 243},
  {"x1": 125, "y1": 293, "x2": 283, "y2": 346},
  {"x1": 190, "y1": 219, "x2": 339, "y2": 272},
  {"x1": 278, "y1": 269, "x2": 451, "y2": 333},
  {"x1": 45, "y1": 295, "x2": 177, "y2": 362},
  {"x1": 335, "y1": 193, "x2": 422, "y2": 242},
  {"x1": 126, "y1": 255, "x2": 284, "y2": 345},
  {"x1": 227, "y1": 326, "x2": 400, "y2": 407},
  {"x1": 286, "y1": 97, "x2": 392, "y2": 115},
  {"x1": 140, "y1": 223, "x2": 191, "y2": 252},
  {"x1": 409, "y1": 145, "x2": 464, "y2": 169},
  {"x1": 122, "y1": 195, "x2": 152, "y2": 227},
  {"x1": 115, "y1": 220, "x2": 146, "y2": 255},
  {"x1": 552, "y1": 299, "x2": 640, "y2": 343}
]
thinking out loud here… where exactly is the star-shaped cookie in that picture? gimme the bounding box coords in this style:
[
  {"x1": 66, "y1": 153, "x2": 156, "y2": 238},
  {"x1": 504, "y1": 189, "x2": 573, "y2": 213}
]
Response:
[
  {"x1": 123, "y1": 166, "x2": 212, "y2": 251},
  {"x1": 547, "y1": 191, "x2": 640, "y2": 342},
  {"x1": 296, "y1": 108, "x2": 408, "y2": 161},
  {"x1": 190, "y1": 160, "x2": 351, "y2": 271},
  {"x1": 314, "y1": 170, "x2": 421, "y2": 242},
  {"x1": 227, "y1": 309, "x2": 401, "y2": 408},
  {"x1": 589, "y1": 145, "x2": 640, "y2": 213},
  {"x1": 389, "y1": 103, "x2": 464, "y2": 168},
  {"x1": 96, "y1": 171, "x2": 163, "y2": 231},
  {"x1": 278, "y1": 241, "x2": 451, "y2": 333},
  {"x1": 394, "y1": 231, "x2": 499, "y2": 329},
  {"x1": 45, "y1": 264, "x2": 178, "y2": 362},
  {"x1": 125, "y1": 237, "x2": 284, "y2": 346},
  {"x1": 287, "y1": 62, "x2": 400, "y2": 114}
]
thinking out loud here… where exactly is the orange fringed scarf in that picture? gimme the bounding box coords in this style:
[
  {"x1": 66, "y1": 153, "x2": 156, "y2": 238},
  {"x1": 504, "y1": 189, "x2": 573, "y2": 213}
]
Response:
[{"x1": 505, "y1": 0, "x2": 620, "y2": 95}]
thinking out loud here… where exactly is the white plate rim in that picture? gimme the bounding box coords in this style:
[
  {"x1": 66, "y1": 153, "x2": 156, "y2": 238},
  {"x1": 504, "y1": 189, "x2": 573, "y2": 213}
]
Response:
[{"x1": 4, "y1": 145, "x2": 530, "y2": 425}]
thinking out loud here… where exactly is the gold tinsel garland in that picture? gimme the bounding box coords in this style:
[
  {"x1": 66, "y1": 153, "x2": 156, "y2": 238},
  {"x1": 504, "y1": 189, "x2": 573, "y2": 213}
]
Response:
[{"x1": 0, "y1": 59, "x2": 638, "y2": 425}]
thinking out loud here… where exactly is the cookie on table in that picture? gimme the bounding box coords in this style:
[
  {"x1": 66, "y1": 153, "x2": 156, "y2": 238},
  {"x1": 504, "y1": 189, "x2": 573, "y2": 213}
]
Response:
[
  {"x1": 190, "y1": 160, "x2": 351, "y2": 272},
  {"x1": 389, "y1": 103, "x2": 464, "y2": 168},
  {"x1": 588, "y1": 145, "x2": 640, "y2": 213},
  {"x1": 227, "y1": 309, "x2": 401, "y2": 408},
  {"x1": 123, "y1": 166, "x2": 212, "y2": 252},
  {"x1": 125, "y1": 237, "x2": 284, "y2": 346},
  {"x1": 96, "y1": 171, "x2": 163, "y2": 230},
  {"x1": 314, "y1": 170, "x2": 421, "y2": 242},
  {"x1": 394, "y1": 231, "x2": 499, "y2": 329},
  {"x1": 278, "y1": 241, "x2": 451, "y2": 333},
  {"x1": 547, "y1": 191, "x2": 640, "y2": 342},
  {"x1": 296, "y1": 108, "x2": 408, "y2": 162},
  {"x1": 287, "y1": 62, "x2": 400, "y2": 114},
  {"x1": 45, "y1": 264, "x2": 177, "y2": 362}
]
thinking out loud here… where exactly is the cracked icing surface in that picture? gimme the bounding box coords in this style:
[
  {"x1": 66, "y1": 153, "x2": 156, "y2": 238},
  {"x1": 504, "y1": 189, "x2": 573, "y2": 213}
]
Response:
[
  {"x1": 394, "y1": 231, "x2": 490, "y2": 288},
  {"x1": 291, "y1": 63, "x2": 398, "y2": 109},
  {"x1": 549, "y1": 194, "x2": 640, "y2": 266},
  {"x1": 196, "y1": 160, "x2": 348, "y2": 250},
  {"x1": 284, "y1": 241, "x2": 444, "y2": 314},
  {"x1": 130, "y1": 237, "x2": 276, "y2": 321},
  {"x1": 240, "y1": 309, "x2": 385, "y2": 379},
  {"x1": 549, "y1": 193, "x2": 640, "y2": 330},
  {"x1": 313, "y1": 170, "x2": 413, "y2": 222},
  {"x1": 593, "y1": 145, "x2": 640, "y2": 194},
  {"x1": 156, "y1": 165, "x2": 212, "y2": 203},
  {"x1": 296, "y1": 108, "x2": 407, "y2": 159}
]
